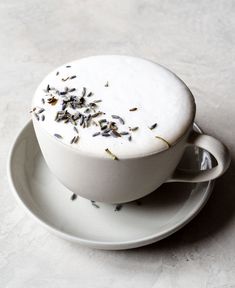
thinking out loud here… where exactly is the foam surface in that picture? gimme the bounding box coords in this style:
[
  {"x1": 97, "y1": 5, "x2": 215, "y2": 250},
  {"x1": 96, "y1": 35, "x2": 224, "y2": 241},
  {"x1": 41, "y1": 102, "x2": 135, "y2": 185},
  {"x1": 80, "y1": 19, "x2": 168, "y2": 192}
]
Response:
[{"x1": 32, "y1": 55, "x2": 195, "y2": 158}]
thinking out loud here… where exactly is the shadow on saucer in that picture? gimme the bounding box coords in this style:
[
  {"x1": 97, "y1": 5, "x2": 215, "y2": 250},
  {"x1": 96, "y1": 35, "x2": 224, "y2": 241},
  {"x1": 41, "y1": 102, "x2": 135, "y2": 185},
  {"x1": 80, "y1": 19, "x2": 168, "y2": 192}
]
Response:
[
  {"x1": 133, "y1": 181, "x2": 194, "y2": 208},
  {"x1": 134, "y1": 158, "x2": 235, "y2": 252}
]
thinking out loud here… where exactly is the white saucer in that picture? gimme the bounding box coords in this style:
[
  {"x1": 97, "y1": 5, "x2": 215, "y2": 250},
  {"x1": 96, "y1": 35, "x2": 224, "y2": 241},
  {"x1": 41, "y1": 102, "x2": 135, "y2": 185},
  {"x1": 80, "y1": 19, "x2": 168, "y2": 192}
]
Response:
[{"x1": 8, "y1": 121, "x2": 214, "y2": 250}]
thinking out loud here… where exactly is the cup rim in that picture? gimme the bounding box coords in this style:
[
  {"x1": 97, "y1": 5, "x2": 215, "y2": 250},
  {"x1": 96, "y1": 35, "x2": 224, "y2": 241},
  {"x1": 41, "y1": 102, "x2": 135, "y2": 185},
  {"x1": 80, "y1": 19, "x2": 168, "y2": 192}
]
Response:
[{"x1": 33, "y1": 118, "x2": 193, "y2": 160}]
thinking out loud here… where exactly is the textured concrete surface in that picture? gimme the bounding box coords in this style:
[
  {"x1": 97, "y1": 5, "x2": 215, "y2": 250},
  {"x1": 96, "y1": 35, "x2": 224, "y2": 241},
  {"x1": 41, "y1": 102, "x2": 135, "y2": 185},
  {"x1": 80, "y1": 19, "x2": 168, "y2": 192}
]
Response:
[{"x1": 1, "y1": 0, "x2": 235, "y2": 287}]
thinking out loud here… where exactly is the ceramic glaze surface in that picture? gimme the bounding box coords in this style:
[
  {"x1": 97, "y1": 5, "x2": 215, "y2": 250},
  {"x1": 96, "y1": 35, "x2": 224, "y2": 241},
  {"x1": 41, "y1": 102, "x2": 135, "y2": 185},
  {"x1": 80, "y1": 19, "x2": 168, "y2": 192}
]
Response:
[
  {"x1": 8, "y1": 121, "x2": 214, "y2": 249},
  {"x1": 32, "y1": 55, "x2": 196, "y2": 158}
]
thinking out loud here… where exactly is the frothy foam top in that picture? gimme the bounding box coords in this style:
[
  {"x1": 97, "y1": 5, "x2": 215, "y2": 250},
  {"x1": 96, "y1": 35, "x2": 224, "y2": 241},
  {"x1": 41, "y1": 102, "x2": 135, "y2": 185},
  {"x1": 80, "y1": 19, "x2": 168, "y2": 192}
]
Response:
[{"x1": 32, "y1": 55, "x2": 195, "y2": 158}]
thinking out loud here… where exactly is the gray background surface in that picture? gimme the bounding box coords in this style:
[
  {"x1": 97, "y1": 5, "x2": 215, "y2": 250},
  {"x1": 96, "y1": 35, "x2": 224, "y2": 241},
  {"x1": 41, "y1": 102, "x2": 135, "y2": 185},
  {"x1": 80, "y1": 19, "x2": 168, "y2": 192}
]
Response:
[{"x1": 1, "y1": 0, "x2": 235, "y2": 287}]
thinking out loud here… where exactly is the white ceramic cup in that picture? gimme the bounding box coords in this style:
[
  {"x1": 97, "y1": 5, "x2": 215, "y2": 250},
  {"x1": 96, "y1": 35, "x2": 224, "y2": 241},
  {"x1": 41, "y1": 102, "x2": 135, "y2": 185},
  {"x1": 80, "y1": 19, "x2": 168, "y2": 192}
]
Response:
[{"x1": 33, "y1": 118, "x2": 231, "y2": 203}]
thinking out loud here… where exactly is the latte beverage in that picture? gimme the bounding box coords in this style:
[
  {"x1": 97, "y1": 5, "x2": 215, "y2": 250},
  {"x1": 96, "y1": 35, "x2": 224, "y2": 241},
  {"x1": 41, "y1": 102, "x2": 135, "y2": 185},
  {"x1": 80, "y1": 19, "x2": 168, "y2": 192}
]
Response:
[{"x1": 32, "y1": 55, "x2": 195, "y2": 159}]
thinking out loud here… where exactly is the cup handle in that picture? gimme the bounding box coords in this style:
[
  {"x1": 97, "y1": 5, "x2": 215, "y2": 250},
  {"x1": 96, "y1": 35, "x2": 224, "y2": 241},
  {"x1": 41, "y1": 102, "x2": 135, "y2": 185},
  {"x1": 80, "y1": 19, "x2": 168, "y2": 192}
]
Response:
[{"x1": 167, "y1": 131, "x2": 231, "y2": 183}]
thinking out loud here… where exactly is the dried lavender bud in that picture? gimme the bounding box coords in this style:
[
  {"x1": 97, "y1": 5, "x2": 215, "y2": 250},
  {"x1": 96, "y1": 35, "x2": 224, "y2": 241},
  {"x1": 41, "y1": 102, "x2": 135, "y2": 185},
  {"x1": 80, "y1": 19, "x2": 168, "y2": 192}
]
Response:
[
  {"x1": 129, "y1": 107, "x2": 137, "y2": 111},
  {"x1": 34, "y1": 113, "x2": 39, "y2": 121},
  {"x1": 87, "y1": 92, "x2": 93, "y2": 97},
  {"x1": 91, "y1": 200, "x2": 100, "y2": 208},
  {"x1": 102, "y1": 132, "x2": 111, "y2": 137},
  {"x1": 115, "y1": 204, "x2": 123, "y2": 211},
  {"x1": 149, "y1": 123, "x2": 157, "y2": 130},
  {"x1": 120, "y1": 131, "x2": 129, "y2": 135},
  {"x1": 73, "y1": 126, "x2": 79, "y2": 133},
  {"x1": 38, "y1": 108, "x2": 45, "y2": 114},
  {"x1": 111, "y1": 115, "x2": 125, "y2": 125},
  {"x1": 71, "y1": 193, "x2": 77, "y2": 201},
  {"x1": 129, "y1": 126, "x2": 139, "y2": 131},
  {"x1": 54, "y1": 133, "x2": 63, "y2": 139}
]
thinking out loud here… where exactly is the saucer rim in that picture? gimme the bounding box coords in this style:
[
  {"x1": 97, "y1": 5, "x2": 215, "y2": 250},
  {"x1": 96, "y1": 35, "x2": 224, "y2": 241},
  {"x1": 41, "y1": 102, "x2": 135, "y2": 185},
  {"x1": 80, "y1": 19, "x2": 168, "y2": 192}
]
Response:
[{"x1": 7, "y1": 120, "x2": 214, "y2": 250}]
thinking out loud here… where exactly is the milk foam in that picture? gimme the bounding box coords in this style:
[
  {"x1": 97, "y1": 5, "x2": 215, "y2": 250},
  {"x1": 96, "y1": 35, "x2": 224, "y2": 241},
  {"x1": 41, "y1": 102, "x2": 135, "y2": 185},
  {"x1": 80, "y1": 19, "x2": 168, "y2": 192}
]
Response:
[{"x1": 32, "y1": 55, "x2": 195, "y2": 158}]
